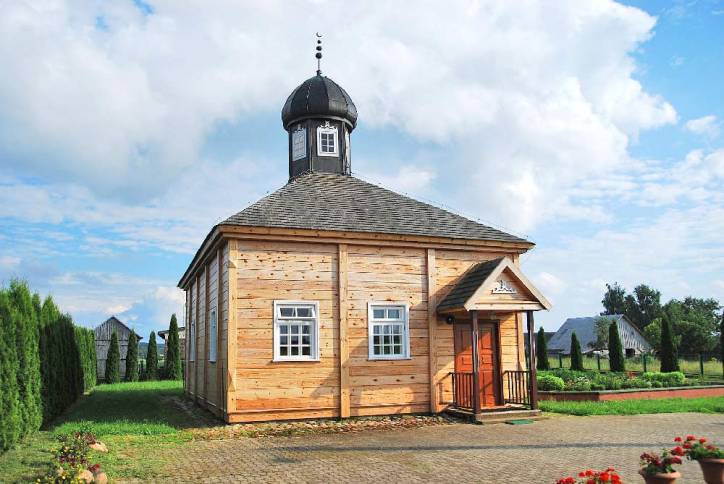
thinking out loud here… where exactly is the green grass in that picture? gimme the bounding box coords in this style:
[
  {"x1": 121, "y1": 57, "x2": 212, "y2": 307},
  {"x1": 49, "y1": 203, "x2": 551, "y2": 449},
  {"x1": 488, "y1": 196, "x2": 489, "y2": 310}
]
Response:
[
  {"x1": 0, "y1": 380, "x2": 197, "y2": 483},
  {"x1": 540, "y1": 396, "x2": 724, "y2": 416}
]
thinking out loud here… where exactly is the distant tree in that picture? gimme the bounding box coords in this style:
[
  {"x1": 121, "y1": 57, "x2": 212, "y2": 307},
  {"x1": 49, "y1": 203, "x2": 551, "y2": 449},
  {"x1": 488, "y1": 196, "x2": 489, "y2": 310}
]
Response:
[
  {"x1": 165, "y1": 314, "x2": 182, "y2": 380},
  {"x1": 125, "y1": 331, "x2": 139, "y2": 382},
  {"x1": 602, "y1": 283, "x2": 629, "y2": 316},
  {"x1": 105, "y1": 332, "x2": 121, "y2": 383},
  {"x1": 720, "y1": 311, "x2": 724, "y2": 376},
  {"x1": 146, "y1": 331, "x2": 158, "y2": 380},
  {"x1": 570, "y1": 332, "x2": 584, "y2": 371},
  {"x1": 663, "y1": 297, "x2": 720, "y2": 355},
  {"x1": 589, "y1": 316, "x2": 613, "y2": 351},
  {"x1": 628, "y1": 284, "x2": 663, "y2": 331},
  {"x1": 660, "y1": 314, "x2": 679, "y2": 373},
  {"x1": 608, "y1": 320, "x2": 626, "y2": 372},
  {"x1": 536, "y1": 327, "x2": 550, "y2": 370}
]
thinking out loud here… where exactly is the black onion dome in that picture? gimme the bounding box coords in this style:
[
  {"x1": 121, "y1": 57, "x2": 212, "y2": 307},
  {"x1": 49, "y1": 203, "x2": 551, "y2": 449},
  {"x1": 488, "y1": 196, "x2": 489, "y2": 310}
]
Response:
[{"x1": 281, "y1": 74, "x2": 358, "y2": 130}]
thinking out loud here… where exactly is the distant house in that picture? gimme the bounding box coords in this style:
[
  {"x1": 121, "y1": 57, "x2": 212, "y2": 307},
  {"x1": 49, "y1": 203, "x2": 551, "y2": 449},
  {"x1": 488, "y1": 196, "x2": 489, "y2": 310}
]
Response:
[
  {"x1": 547, "y1": 315, "x2": 651, "y2": 356},
  {"x1": 94, "y1": 316, "x2": 142, "y2": 380},
  {"x1": 158, "y1": 326, "x2": 186, "y2": 362}
]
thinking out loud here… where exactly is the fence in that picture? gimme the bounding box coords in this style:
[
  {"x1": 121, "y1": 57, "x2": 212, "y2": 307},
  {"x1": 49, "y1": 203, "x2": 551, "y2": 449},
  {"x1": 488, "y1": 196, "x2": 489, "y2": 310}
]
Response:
[{"x1": 542, "y1": 353, "x2": 723, "y2": 380}]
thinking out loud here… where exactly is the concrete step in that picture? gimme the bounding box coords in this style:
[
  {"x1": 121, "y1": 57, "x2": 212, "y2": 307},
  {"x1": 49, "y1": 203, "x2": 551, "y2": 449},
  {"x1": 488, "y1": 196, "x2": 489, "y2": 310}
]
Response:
[{"x1": 445, "y1": 407, "x2": 546, "y2": 424}]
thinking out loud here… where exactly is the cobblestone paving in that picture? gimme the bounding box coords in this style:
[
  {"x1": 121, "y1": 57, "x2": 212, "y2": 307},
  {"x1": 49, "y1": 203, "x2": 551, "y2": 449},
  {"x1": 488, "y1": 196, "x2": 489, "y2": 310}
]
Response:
[{"x1": 133, "y1": 413, "x2": 723, "y2": 483}]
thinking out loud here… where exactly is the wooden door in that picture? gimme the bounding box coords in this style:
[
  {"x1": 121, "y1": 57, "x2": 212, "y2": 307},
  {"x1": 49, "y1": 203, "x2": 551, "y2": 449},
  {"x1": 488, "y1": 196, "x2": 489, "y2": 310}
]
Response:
[{"x1": 454, "y1": 323, "x2": 499, "y2": 407}]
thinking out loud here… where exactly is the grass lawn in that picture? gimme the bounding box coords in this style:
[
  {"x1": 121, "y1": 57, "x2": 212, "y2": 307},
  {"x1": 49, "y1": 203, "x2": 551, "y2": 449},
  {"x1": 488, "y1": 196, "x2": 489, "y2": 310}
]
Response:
[
  {"x1": 540, "y1": 396, "x2": 724, "y2": 416},
  {"x1": 547, "y1": 355, "x2": 723, "y2": 378},
  {"x1": 0, "y1": 380, "x2": 204, "y2": 483}
]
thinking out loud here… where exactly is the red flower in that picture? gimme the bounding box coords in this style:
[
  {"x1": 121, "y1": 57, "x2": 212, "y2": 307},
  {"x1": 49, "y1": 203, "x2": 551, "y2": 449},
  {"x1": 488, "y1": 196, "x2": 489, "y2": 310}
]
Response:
[
  {"x1": 600, "y1": 472, "x2": 610, "y2": 482},
  {"x1": 683, "y1": 442, "x2": 692, "y2": 449},
  {"x1": 686, "y1": 435, "x2": 696, "y2": 441},
  {"x1": 585, "y1": 470, "x2": 594, "y2": 476},
  {"x1": 586, "y1": 479, "x2": 595, "y2": 484},
  {"x1": 674, "y1": 436, "x2": 682, "y2": 442},
  {"x1": 671, "y1": 446, "x2": 684, "y2": 456},
  {"x1": 699, "y1": 438, "x2": 707, "y2": 443},
  {"x1": 707, "y1": 445, "x2": 716, "y2": 451},
  {"x1": 578, "y1": 472, "x2": 586, "y2": 477}
]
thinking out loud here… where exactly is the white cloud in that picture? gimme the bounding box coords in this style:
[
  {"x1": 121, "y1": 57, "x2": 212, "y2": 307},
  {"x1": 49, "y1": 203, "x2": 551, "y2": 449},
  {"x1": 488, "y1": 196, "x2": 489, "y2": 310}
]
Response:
[
  {"x1": 685, "y1": 115, "x2": 720, "y2": 138},
  {"x1": 0, "y1": 0, "x2": 676, "y2": 234}
]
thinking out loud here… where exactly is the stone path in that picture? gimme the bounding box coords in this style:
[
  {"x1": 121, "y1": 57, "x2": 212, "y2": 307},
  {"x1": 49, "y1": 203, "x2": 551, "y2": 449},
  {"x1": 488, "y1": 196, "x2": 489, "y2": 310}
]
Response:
[{"x1": 132, "y1": 413, "x2": 724, "y2": 483}]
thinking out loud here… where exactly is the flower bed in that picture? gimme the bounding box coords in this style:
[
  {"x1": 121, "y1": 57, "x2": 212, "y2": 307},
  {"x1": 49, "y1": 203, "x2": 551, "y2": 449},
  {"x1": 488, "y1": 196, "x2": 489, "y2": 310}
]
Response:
[{"x1": 538, "y1": 369, "x2": 724, "y2": 402}]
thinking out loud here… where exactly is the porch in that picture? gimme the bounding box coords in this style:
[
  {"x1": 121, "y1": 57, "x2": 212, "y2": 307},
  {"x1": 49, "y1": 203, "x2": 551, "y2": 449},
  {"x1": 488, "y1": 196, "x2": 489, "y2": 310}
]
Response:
[{"x1": 435, "y1": 257, "x2": 552, "y2": 422}]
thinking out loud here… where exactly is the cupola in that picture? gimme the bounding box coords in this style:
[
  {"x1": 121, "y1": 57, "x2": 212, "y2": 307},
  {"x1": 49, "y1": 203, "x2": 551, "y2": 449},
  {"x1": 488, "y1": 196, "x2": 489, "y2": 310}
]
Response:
[{"x1": 281, "y1": 35, "x2": 357, "y2": 180}]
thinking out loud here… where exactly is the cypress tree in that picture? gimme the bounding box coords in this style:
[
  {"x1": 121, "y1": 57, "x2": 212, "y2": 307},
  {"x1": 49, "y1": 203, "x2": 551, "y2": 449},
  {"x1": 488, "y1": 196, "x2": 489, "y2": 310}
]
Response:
[
  {"x1": 0, "y1": 290, "x2": 21, "y2": 451},
  {"x1": 608, "y1": 319, "x2": 626, "y2": 372},
  {"x1": 660, "y1": 314, "x2": 680, "y2": 372},
  {"x1": 125, "y1": 331, "x2": 139, "y2": 382},
  {"x1": 106, "y1": 332, "x2": 121, "y2": 383},
  {"x1": 165, "y1": 314, "x2": 182, "y2": 380},
  {"x1": 536, "y1": 326, "x2": 550, "y2": 370},
  {"x1": 570, "y1": 332, "x2": 584, "y2": 371},
  {"x1": 146, "y1": 331, "x2": 159, "y2": 380},
  {"x1": 720, "y1": 310, "x2": 723, "y2": 379}
]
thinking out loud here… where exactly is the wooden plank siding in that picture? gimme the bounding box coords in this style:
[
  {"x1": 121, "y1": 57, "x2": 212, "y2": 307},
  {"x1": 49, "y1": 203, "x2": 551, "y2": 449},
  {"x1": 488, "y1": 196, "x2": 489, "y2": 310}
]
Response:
[{"x1": 182, "y1": 234, "x2": 531, "y2": 422}]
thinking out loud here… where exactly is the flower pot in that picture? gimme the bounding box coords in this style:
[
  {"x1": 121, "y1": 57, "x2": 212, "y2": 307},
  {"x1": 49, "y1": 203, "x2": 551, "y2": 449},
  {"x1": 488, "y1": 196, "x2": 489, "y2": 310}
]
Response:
[
  {"x1": 638, "y1": 469, "x2": 680, "y2": 484},
  {"x1": 699, "y1": 458, "x2": 724, "y2": 484}
]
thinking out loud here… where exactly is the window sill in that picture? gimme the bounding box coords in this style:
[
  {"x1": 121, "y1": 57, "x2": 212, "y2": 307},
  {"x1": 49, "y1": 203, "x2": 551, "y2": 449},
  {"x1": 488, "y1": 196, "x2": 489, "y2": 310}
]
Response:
[
  {"x1": 272, "y1": 358, "x2": 321, "y2": 363},
  {"x1": 367, "y1": 357, "x2": 413, "y2": 361}
]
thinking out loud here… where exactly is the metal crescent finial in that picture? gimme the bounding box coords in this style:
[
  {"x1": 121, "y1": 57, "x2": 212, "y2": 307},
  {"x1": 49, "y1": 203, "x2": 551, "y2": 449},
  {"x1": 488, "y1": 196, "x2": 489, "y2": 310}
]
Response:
[{"x1": 315, "y1": 33, "x2": 323, "y2": 75}]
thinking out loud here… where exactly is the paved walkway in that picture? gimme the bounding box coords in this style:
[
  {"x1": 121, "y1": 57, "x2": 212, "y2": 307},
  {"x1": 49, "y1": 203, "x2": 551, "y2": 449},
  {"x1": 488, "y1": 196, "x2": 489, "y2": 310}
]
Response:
[{"x1": 141, "y1": 413, "x2": 723, "y2": 483}]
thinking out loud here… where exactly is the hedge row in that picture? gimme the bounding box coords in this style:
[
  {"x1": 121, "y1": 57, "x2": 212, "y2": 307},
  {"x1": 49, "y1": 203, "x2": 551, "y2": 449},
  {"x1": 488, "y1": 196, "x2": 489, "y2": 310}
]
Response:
[{"x1": 0, "y1": 281, "x2": 96, "y2": 452}]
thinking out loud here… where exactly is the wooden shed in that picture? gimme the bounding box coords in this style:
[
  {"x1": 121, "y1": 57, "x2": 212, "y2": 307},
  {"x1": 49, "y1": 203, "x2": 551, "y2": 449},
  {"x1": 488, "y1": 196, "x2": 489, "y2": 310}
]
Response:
[
  {"x1": 94, "y1": 316, "x2": 142, "y2": 380},
  {"x1": 178, "y1": 65, "x2": 551, "y2": 423}
]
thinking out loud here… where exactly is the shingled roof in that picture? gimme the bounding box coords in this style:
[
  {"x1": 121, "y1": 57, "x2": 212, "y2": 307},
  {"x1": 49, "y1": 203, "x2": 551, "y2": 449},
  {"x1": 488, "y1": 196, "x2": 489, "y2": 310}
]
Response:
[
  {"x1": 436, "y1": 258, "x2": 504, "y2": 312},
  {"x1": 222, "y1": 173, "x2": 528, "y2": 244}
]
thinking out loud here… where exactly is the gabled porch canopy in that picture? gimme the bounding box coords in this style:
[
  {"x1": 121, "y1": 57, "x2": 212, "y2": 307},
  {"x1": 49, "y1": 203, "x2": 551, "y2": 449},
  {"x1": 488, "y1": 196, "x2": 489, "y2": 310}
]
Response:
[{"x1": 437, "y1": 257, "x2": 551, "y2": 314}]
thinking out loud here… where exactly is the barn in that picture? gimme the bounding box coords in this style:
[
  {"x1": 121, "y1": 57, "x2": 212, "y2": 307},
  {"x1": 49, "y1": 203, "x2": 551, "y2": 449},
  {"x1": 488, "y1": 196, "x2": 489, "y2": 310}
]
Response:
[
  {"x1": 178, "y1": 55, "x2": 551, "y2": 423},
  {"x1": 94, "y1": 316, "x2": 142, "y2": 381}
]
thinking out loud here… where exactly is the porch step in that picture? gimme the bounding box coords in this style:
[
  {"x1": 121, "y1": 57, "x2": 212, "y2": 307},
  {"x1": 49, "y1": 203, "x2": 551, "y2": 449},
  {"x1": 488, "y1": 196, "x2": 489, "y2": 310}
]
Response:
[{"x1": 445, "y1": 407, "x2": 545, "y2": 424}]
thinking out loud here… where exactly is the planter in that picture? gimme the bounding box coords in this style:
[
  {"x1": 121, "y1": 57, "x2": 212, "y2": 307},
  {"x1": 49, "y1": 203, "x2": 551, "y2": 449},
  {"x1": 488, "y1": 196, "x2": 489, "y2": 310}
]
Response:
[
  {"x1": 638, "y1": 469, "x2": 680, "y2": 484},
  {"x1": 699, "y1": 458, "x2": 724, "y2": 484}
]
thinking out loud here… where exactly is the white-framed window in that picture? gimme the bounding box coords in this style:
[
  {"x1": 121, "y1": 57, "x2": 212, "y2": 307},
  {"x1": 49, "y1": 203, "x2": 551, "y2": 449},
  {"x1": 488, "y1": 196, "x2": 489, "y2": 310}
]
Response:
[
  {"x1": 368, "y1": 302, "x2": 410, "y2": 360},
  {"x1": 209, "y1": 309, "x2": 217, "y2": 363},
  {"x1": 292, "y1": 126, "x2": 306, "y2": 161},
  {"x1": 317, "y1": 123, "x2": 338, "y2": 156},
  {"x1": 189, "y1": 317, "x2": 196, "y2": 362},
  {"x1": 273, "y1": 301, "x2": 320, "y2": 361}
]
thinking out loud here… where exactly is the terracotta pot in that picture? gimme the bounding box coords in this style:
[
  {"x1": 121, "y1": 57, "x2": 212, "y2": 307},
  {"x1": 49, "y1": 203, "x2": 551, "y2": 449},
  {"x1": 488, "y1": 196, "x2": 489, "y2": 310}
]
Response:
[
  {"x1": 699, "y1": 458, "x2": 724, "y2": 484},
  {"x1": 638, "y1": 469, "x2": 680, "y2": 484}
]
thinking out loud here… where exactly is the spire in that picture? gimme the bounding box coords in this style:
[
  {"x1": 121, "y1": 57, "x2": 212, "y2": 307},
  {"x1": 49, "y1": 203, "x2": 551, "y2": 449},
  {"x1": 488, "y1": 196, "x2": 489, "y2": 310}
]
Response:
[{"x1": 315, "y1": 32, "x2": 323, "y2": 76}]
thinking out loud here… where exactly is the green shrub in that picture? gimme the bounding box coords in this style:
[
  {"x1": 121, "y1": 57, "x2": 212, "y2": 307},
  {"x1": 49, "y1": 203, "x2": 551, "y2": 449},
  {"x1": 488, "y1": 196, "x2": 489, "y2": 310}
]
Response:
[
  {"x1": 164, "y1": 314, "x2": 182, "y2": 380},
  {"x1": 105, "y1": 332, "x2": 121, "y2": 384},
  {"x1": 660, "y1": 314, "x2": 679, "y2": 372},
  {"x1": 651, "y1": 380, "x2": 663, "y2": 388},
  {"x1": 125, "y1": 332, "x2": 139, "y2": 382},
  {"x1": 536, "y1": 327, "x2": 550, "y2": 371},
  {"x1": 642, "y1": 371, "x2": 685, "y2": 387},
  {"x1": 591, "y1": 372, "x2": 625, "y2": 390},
  {"x1": 565, "y1": 376, "x2": 592, "y2": 391},
  {"x1": 621, "y1": 377, "x2": 652, "y2": 389},
  {"x1": 537, "y1": 373, "x2": 565, "y2": 391},
  {"x1": 146, "y1": 331, "x2": 158, "y2": 380},
  {"x1": 608, "y1": 320, "x2": 625, "y2": 372},
  {"x1": 570, "y1": 332, "x2": 584, "y2": 371},
  {"x1": 547, "y1": 368, "x2": 589, "y2": 382}
]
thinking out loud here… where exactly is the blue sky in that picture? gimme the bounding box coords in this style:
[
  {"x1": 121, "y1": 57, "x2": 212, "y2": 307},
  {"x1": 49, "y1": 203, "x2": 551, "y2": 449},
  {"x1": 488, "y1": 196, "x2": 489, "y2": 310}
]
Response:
[{"x1": 0, "y1": 0, "x2": 722, "y2": 336}]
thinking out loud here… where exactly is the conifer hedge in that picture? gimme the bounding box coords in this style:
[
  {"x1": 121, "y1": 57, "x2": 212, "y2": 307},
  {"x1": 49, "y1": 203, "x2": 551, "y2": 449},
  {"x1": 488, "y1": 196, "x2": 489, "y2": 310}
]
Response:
[
  {"x1": 125, "y1": 332, "x2": 139, "y2": 382},
  {"x1": 608, "y1": 320, "x2": 626, "y2": 372},
  {"x1": 146, "y1": 331, "x2": 158, "y2": 380},
  {"x1": 0, "y1": 281, "x2": 96, "y2": 452},
  {"x1": 165, "y1": 314, "x2": 182, "y2": 380},
  {"x1": 536, "y1": 326, "x2": 550, "y2": 371},
  {"x1": 570, "y1": 332, "x2": 584, "y2": 371},
  {"x1": 105, "y1": 332, "x2": 121, "y2": 384}
]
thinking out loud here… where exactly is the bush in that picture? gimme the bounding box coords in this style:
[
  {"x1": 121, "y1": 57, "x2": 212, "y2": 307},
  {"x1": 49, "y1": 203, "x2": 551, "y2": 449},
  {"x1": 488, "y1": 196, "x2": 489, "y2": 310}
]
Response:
[
  {"x1": 565, "y1": 376, "x2": 592, "y2": 391},
  {"x1": 146, "y1": 331, "x2": 158, "y2": 380},
  {"x1": 642, "y1": 371, "x2": 685, "y2": 387},
  {"x1": 164, "y1": 314, "x2": 182, "y2": 380},
  {"x1": 608, "y1": 320, "x2": 625, "y2": 372},
  {"x1": 591, "y1": 372, "x2": 625, "y2": 390},
  {"x1": 660, "y1": 315, "x2": 680, "y2": 372},
  {"x1": 537, "y1": 373, "x2": 565, "y2": 391},
  {"x1": 621, "y1": 377, "x2": 652, "y2": 389},
  {"x1": 105, "y1": 332, "x2": 121, "y2": 384},
  {"x1": 125, "y1": 332, "x2": 139, "y2": 382},
  {"x1": 0, "y1": 281, "x2": 96, "y2": 451},
  {"x1": 570, "y1": 332, "x2": 584, "y2": 371},
  {"x1": 536, "y1": 327, "x2": 550, "y2": 371},
  {"x1": 547, "y1": 368, "x2": 589, "y2": 382}
]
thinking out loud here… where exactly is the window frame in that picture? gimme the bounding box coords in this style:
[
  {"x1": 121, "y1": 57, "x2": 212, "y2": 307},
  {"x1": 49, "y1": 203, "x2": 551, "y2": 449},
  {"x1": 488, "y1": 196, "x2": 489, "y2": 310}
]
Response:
[
  {"x1": 273, "y1": 300, "x2": 320, "y2": 362},
  {"x1": 208, "y1": 309, "x2": 217, "y2": 363},
  {"x1": 316, "y1": 124, "x2": 339, "y2": 157},
  {"x1": 367, "y1": 302, "x2": 411, "y2": 361},
  {"x1": 291, "y1": 125, "x2": 307, "y2": 161}
]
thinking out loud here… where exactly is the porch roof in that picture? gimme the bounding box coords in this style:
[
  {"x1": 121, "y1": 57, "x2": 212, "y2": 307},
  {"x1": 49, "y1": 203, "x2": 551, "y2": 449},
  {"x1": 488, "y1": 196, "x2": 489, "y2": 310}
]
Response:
[{"x1": 436, "y1": 257, "x2": 552, "y2": 313}]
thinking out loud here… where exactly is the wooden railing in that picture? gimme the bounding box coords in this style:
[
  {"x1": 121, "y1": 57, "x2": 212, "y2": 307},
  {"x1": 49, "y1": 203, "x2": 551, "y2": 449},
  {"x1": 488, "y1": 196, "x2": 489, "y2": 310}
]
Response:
[
  {"x1": 503, "y1": 370, "x2": 530, "y2": 407},
  {"x1": 450, "y1": 372, "x2": 474, "y2": 410}
]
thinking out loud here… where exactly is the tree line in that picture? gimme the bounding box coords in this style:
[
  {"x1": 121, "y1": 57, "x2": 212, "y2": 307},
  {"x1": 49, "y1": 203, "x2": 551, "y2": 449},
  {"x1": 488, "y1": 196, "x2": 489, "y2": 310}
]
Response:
[
  {"x1": 601, "y1": 282, "x2": 722, "y2": 356},
  {"x1": 103, "y1": 313, "x2": 182, "y2": 383},
  {"x1": 0, "y1": 281, "x2": 96, "y2": 452}
]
